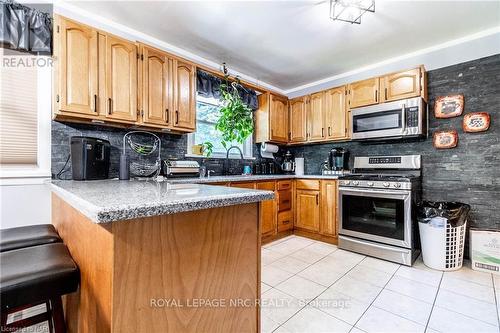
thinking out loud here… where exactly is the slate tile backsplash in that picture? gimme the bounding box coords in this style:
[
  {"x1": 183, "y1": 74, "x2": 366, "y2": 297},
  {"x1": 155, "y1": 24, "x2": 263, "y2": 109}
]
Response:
[
  {"x1": 289, "y1": 54, "x2": 500, "y2": 232},
  {"x1": 52, "y1": 54, "x2": 500, "y2": 232}
]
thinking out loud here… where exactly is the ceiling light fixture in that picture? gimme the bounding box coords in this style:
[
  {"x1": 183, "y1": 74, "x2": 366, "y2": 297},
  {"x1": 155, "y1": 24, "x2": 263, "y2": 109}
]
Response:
[{"x1": 330, "y1": 0, "x2": 375, "y2": 24}]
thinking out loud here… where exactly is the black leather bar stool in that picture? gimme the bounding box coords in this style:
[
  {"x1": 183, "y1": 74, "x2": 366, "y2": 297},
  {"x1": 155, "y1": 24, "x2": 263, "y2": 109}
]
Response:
[
  {"x1": 0, "y1": 243, "x2": 79, "y2": 333},
  {"x1": 0, "y1": 224, "x2": 62, "y2": 252}
]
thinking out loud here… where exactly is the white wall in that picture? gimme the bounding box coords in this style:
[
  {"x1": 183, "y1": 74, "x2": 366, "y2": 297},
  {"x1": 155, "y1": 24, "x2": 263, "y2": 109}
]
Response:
[{"x1": 0, "y1": 182, "x2": 51, "y2": 229}]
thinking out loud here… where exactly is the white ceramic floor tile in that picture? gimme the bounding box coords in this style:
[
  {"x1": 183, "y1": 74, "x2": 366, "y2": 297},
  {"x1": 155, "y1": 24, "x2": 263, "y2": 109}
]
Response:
[
  {"x1": 269, "y1": 256, "x2": 311, "y2": 274},
  {"x1": 273, "y1": 326, "x2": 292, "y2": 333},
  {"x1": 276, "y1": 275, "x2": 327, "y2": 301},
  {"x1": 435, "y1": 289, "x2": 498, "y2": 325},
  {"x1": 261, "y1": 288, "x2": 305, "y2": 325},
  {"x1": 261, "y1": 314, "x2": 281, "y2": 333},
  {"x1": 297, "y1": 260, "x2": 347, "y2": 287},
  {"x1": 440, "y1": 275, "x2": 496, "y2": 304},
  {"x1": 262, "y1": 248, "x2": 287, "y2": 265},
  {"x1": 328, "y1": 249, "x2": 366, "y2": 264},
  {"x1": 345, "y1": 265, "x2": 393, "y2": 288},
  {"x1": 289, "y1": 247, "x2": 328, "y2": 264},
  {"x1": 443, "y1": 265, "x2": 493, "y2": 287},
  {"x1": 268, "y1": 238, "x2": 314, "y2": 254},
  {"x1": 305, "y1": 242, "x2": 338, "y2": 256},
  {"x1": 331, "y1": 276, "x2": 382, "y2": 304},
  {"x1": 424, "y1": 328, "x2": 440, "y2": 333},
  {"x1": 263, "y1": 236, "x2": 293, "y2": 248},
  {"x1": 358, "y1": 257, "x2": 400, "y2": 274},
  {"x1": 313, "y1": 288, "x2": 371, "y2": 325},
  {"x1": 356, "y1": 306, "x2": 425, "y2": 333},
  {"x1": 282, "y1": 305, "x2": 352, "y2": 333},
  {"x1": 319, "y1": 255, "x2": 360, "y2": 273},
  {"x1": 395, "y1": 265, "x2": 443, "y2": 287},
  {"x1": 385, "y1": 275, "x2": 439, "y2": 304},
  {"x1": 428, "y1": 306, "x2": 499, "y2": 333},
  {"x1": 494, "y1": 275, "x2": 500, "y2": 290},
  {"x1": 373, "y1": 289, "x2": 432, "y2": 325},
  {"x1": 262, "y1": 265, "x2": 295, "y2": 287},
  {"x1": 262, "y1": 282, "x2": 272, "y2": 294},
  {"x1": 350, "y1": 328, "x2": 367, "y2": 333}
]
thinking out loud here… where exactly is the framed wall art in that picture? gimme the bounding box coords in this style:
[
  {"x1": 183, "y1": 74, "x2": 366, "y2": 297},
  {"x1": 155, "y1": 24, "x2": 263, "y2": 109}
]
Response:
[
  {"x1": 433, "y1": 130, "x2": 458, "y2": 149},
  {"x1": 434, "y1": 95, "x2": 464, "y2": 119},
  {"x1": 463, "y1": 112, "x2": 490, "y2": 133}
]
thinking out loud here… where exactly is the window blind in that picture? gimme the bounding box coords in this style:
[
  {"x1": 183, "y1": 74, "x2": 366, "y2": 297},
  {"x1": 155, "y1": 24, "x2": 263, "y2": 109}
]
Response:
[{"x1": 0, "y1": 64, "x2": 38, "y2": 165}]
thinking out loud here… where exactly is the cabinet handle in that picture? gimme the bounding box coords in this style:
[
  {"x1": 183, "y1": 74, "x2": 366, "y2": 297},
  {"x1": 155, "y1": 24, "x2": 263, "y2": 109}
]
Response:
[
  {"x1": 108, "y1": 98, "x2": 112, "y2": 115},
  {"x1": 385, "y1": 88, "x2": 388, "y2": 100},
  {"x1": 175, "y1": 110, "x2": 179, "y2": 125},
  {"x1": 93, "y1": 94, "x2": 97, "y2": 113},
  {"x1": 165, "y1": 108, "x2": 169, "y2": 123},
  {"x1": 321, "y1": 128, "x2": 325, "y2": 137},
  {"x1": 282, "y1": 220, "x2": 291, "y2": 225},
  {"x1": 281, "y1": 199, "x2": 290, "y2": 204},
  {"x1": 316, "y1": 194, "x2": 319, "y2": 205},
  {"x1": 375, "y1": 90, "x2": 378, "y2": 102},
  {"x1": 328, "y1": 127, "x2": 331, "y2": 136}
]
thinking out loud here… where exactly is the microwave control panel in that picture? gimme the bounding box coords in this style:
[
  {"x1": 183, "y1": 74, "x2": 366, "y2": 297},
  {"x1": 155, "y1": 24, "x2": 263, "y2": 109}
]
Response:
[{"x1": 406, "y1": 106, "x2": 420, "y2": 127}]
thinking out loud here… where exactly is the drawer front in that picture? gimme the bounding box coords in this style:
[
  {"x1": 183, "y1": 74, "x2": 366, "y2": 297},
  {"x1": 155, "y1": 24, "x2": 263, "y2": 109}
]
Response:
[
  {"x1": 277, "y1": 210, "x2": 293, "y2": 232},
  {"x1": 277, "y1": 180, "x2": 292, "y2": 190},
  {"x1": 277, "y1": 190, "x2": 292, "y2": 212},
  {"x1": 295, "y1": 179, "x2": 320, "y2": 190},
  {"x1": 230, "y1": 182, "x2": 255, "y2": 189}
]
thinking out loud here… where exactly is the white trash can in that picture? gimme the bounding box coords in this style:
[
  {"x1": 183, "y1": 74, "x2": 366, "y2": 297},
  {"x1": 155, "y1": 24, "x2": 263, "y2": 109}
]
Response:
[{"x1": 418, "y1": 202, "x2": 470, "y2": 271}]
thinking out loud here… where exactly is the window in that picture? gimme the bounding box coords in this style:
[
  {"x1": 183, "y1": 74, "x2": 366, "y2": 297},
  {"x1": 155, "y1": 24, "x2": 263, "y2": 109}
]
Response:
[
  {"x1": 0, "y1": 51, "x2": 52, "y2": 181},
  {"x1": 187, "y1": 95, "x2": 253, "y2": 159}
]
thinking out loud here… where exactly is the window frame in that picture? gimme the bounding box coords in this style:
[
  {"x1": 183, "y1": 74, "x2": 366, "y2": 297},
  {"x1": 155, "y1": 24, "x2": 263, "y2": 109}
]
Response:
[
  {"x1": 0, "y1": 54, "x2": 52, "y2": 183},
  {"x1": 186, "y1": 96, "x2": 254, "y2": 160}
]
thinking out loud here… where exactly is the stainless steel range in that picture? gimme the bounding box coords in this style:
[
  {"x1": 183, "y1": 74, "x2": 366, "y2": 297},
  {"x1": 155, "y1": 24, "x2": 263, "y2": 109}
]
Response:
[{"x1": 338, "y1": 155, "x2": 422, "y2": 266}]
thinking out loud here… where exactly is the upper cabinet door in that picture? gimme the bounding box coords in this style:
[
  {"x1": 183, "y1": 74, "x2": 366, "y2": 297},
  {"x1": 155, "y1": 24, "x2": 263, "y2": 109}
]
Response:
[
  {"x1": 308, "y1": 92, "x2": 325, "y2": 141},
  {"x1": 57, "y1": 18, "x2": 98, "y2": 116},
  {"x1": 105, "y1": 34, "x2": 138, "y2": 122},
  {"x1": 173, "y1": 60, "x2": 196, "y2": 130},
  {"x1": 324, "y1": 86, "x2": 347, "y2": 140},
  {"x1": 381, "y1": 68, "x2": 421, "y2": 102},
  {"x1": 289, "y1": 96, "x2": 308, "y2": 143},
  {"x1": 269, "y1": 94, "x2": 289, "y2": 142},
  {"x1": 348, "y1": 77, "x2": 380, "y2": 109},
  {"x1": 142, "y1": 46, "x2": 171, "y2": 126}
]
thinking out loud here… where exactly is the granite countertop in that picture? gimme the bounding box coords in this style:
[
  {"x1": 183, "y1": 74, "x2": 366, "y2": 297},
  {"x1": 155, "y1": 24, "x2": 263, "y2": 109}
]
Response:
[
  {"x1": 51, "y1": 180, "x2": 275, "y2": 224},
  {"x1": 168, "y1": 174, "x2": 340, "y2": 184}
]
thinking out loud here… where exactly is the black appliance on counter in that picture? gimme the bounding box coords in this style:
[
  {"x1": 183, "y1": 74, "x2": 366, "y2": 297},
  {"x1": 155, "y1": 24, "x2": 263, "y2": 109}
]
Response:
[
  {"x1": 328, "y1": 148, "x2": 349, "y2": 171},
  {"x1": 70, "y1": 136, "x2": 110, "y2": 180}
]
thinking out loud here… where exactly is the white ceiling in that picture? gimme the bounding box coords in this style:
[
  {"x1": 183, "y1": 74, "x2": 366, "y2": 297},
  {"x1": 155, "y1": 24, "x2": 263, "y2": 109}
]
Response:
[{"x1": 69, "y1": 1, "x2": 500, "y2": 91}]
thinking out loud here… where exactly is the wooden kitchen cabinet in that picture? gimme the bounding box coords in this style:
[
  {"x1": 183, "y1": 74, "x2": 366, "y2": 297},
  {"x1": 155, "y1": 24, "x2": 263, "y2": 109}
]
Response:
[
  {"x1": 308, "y1": 92, "x2": 326, "y2": 141},
  {"x1": 140, "y1": 44, "x2": 172, "y2": 126},
  {"x1": 257, "y1": 181, "x2": 277, "y2": 237},
  {"x1": 104, "y1": 34, "x2": 138, "y2": 122},
  {"x1": 255, "y1": 93, "x2": 289, "y2": 143},
  {"x1": 295, "y1": 189, "x2": 320, "y2": 232},
  {"x1": 348, "y1": 77, "x2": 380, "y2": 108},
  {"x1": 381, "y1": 67, "x2": 423, "y2": 102},
  {"x1": 231, "y1": 182, "x2": 255, "y2": 189},
  {"x1": 277, "y1": 210, "x2": 293, "y2": 232},
  {"x1": 320, "y1": 180, "x2": 338, "y2": 237},
  {"x1": 289, "y1": 96, "x2": 308, "y2": 143},
  {"x1": 324, "y1": 86, "x2": 348, "y2": 140},
  {"x1": 54, "y1": 17, "x2": 98, "y2": 117},
  {"x1": 172, "y1": 60, "x2": 196, "y2": 131}
]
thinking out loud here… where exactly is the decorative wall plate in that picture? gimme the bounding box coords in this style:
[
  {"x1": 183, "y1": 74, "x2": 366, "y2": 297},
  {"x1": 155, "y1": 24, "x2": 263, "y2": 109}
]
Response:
[
  {"x1": 463, "y1": 112, "x2": 490, "y2": 132},
  {"x1": 434, "y1": 95, "x2": 464, "y2": 118},
  {"x1": 433, "y1": 130, "x2": 458, "y2": 149}
]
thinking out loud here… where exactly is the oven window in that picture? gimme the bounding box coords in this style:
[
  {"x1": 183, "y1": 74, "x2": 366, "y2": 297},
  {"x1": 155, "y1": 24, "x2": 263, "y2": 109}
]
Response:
[
  {"x1": 342, "y1": 194, "x2": 405, "y2": 240},
  {"x1": 353, "y1": 110, "x2": 402, "y2": 133}
]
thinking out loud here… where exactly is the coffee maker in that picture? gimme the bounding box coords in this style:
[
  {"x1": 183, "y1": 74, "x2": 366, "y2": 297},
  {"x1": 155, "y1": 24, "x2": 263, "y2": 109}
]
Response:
[{"x1": 328, "y1": 147, "x2": 349, "y2": 174}]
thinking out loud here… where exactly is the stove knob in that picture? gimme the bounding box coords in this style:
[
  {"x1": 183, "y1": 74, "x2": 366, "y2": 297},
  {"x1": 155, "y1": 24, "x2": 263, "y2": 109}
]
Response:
[
  {"x1": 344, "y1": 180, "x2": 351, "y2": 185},
  {"x1": 383, "y1": 182, "x2": 390, "y2": 187},
  {"x1": 367, "y1": 182, "x2": 374, "y2": 187},
  {"x1": 393, "y1": 183, "x2": 402, "y2": 188},
  {"x1": 353, "y1": 181, "x2": 359, "y2": 186}
]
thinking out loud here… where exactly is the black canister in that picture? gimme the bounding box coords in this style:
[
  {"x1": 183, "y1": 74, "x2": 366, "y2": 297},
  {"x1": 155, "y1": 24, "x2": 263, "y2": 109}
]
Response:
[{"x1": 119, "y1": 153, "x2": 130, "y2": 180}]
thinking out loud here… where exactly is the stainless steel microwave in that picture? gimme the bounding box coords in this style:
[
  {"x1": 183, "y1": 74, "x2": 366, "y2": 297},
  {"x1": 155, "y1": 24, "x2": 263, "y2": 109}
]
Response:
[{"x1": 351, "y1": 97, "x2": 428, "y2": 141}]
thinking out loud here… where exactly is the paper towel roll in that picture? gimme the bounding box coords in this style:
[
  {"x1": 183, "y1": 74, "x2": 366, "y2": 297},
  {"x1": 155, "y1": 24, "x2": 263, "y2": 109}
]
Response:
[
  {"x1": 295, "y1": 158, "x2": 304, "y2": 175},
  {"x1": 260, "y1": 143, "x2": 279, "y2": 159}
]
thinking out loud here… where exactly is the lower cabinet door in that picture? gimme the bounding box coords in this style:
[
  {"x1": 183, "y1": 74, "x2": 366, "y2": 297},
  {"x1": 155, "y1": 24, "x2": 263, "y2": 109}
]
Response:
[
  {"x1": 295, "y1": 189, "x2": 320, "y2": 232},
  {"x1": 257, "y1": 182, "x2": 277, "y2": 236},
  {"x1": 320, "y1": 180, "x2": 338, "y2": 237}
]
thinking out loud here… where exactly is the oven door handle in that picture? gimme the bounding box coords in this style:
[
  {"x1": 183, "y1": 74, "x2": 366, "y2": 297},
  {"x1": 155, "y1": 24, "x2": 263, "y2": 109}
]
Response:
[{"x1": 339, "y1": 187, "x2": 410, "y2": 199}]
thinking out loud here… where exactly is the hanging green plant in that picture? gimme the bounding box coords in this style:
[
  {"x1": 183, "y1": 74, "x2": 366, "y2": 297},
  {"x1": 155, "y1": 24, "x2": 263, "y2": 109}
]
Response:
[{"x1": 215, "y1": 79, "x2": 254, "y2": 149}]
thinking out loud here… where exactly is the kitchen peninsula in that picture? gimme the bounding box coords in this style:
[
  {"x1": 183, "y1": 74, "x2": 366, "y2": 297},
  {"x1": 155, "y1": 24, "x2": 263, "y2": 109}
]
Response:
[{"x1": 50, "y1": 180, "x2": 274, "y2": 333}]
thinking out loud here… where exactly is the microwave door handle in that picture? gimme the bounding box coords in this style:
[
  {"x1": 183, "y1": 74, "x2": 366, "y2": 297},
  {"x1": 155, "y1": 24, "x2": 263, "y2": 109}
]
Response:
[{"x1": 401, "y1": 103, "x2": 406, "y2": 134}]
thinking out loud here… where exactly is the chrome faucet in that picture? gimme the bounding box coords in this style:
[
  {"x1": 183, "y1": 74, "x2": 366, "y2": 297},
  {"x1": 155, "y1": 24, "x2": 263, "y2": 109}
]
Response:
[{"x1": 224, "y1": 146, "x2": 244, "y2": 175}]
